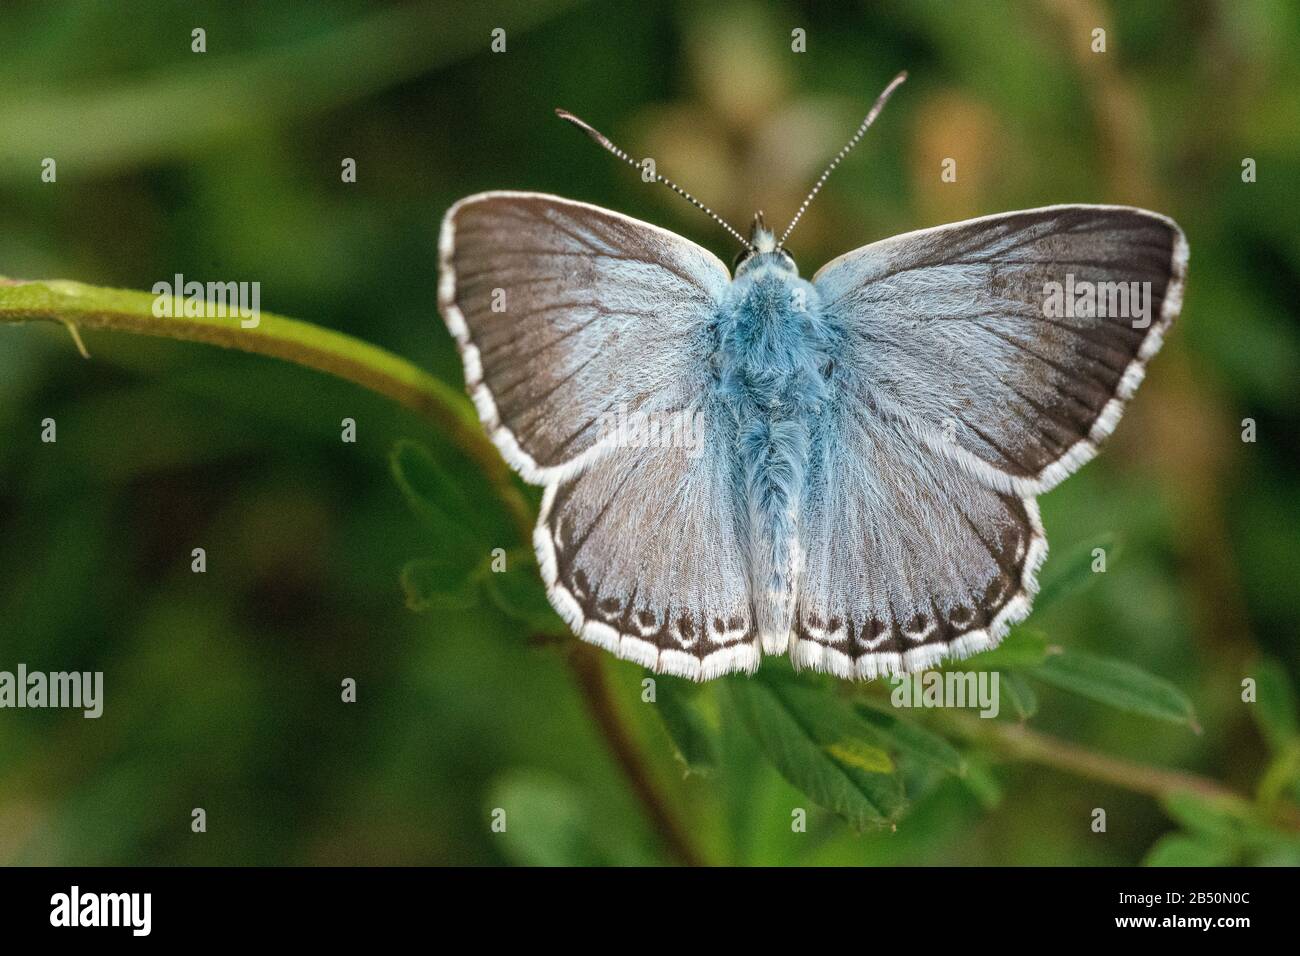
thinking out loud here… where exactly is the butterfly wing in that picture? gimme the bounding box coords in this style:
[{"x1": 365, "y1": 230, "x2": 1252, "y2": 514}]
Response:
[
  {"x1": 439, "y1": 191, "x2": 731, "y2": 484},
  {"x1": 795, "y1": 408, "x2": 1048, "y2": 678},
  {"x1": 439, "y1": 192, "x2": 758, "y2": 678},
  {"x1": 535, "y1": 435, "x2": 760, "y2": 679},
  {"x1": 812, "y1": 205, "x2": 1187, "y2": 495},
  {"x1": 794, "y1": 205, "x2": 1185, "y2": 677}
]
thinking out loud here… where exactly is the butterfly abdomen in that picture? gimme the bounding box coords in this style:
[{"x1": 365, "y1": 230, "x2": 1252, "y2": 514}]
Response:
[{"x1": 718, "y1": 259, "x2": 831, "y2": 654}]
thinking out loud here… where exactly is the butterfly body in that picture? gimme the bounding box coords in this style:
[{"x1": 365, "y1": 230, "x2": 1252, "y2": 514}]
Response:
[{"x1": 715, "y1": 247, "x2": 832, "y2": 652}]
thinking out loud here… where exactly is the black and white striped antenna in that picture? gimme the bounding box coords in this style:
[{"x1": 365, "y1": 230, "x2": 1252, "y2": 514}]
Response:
[
  {"x1": 556, "y1": 108, "x2": 754, "y2": 252},
  {"x1": 777, "y1": 71, "x2": 908, "y2": 251}
]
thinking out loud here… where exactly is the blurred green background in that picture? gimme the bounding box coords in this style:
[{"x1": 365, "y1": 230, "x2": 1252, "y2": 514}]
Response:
[{"x1": 0, "y1": 0, "x2": 1297, "y2": 865}]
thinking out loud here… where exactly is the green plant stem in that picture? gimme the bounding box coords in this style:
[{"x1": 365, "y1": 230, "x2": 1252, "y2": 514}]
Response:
[
  {"x1": 935, "y1": 709, "x2": 1300, "y2": 831},
  {"x1": 0, "y1": 277, "x2": 703, "y2": 864},
  {"x1": 566, "y1": 645, "x2": 705, "y2": 866},
  {"x1": 0, "y1": 277, "x2": 532, "y2": 531}
]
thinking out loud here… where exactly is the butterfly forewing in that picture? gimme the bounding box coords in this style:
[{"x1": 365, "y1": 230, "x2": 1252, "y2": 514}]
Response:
[
  {"x1": 813, "y1": 205, "x2": 1188, "y2": 495},
  {"x1": 438, "y1": 191, "x2": 731, "y2": 484}
]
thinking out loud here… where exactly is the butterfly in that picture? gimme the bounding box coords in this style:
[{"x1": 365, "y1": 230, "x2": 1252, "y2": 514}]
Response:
[{"x1": 437, "y1": 72, "x2": 1187, "y2": 681}]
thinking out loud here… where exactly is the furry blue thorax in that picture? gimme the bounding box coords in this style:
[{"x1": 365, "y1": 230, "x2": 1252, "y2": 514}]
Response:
[{"x1": 714, "y1": 252, "x2": 835, "y2": 652}]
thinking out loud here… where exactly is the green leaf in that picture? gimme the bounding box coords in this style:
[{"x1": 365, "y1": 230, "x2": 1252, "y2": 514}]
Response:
[
  {"x1": 957, "y1": 628, "x2": 1049, "y2": 671},
  {"x1": 486, "y1": 770, "x2": 638, "y2": 867},
  {"x1": 399, "y1": 555, "x2": 478, "y2": 612},
  {"x1": 727, "y1": 675, "x2": 904, "y2": 830},
  {"x1": 1030, "y1": 649, "x2": 1199, "y2": 729},
  {"x1": 1247, "y1": 656, "x2": 1299, "y2": 753},
  {"x1": 1144, "y1": 833, "x2": 1238, "y2": 867},
  {"x1": 959, "y1": 757, "x2": 1003, "y2": 810},
  {"x1": 999, "y1": 670, "x2": 1039, "y2": 721},
  {"x1": 1160, "y1": 790, "x2": 1289, "y2": 850},
  {"x1": 853, "y1": 703, "x2": 967, "y2": 775},
  {"x1": 482, "y1": 549, "x2": 566, "y2": 635},
  {"x1": 1035, "y1": 533, "x2": 1123, "y2": 610},
  {"x1": 716, "y1": 685, "x2": 767, "y2": 864},
  {"x1": 389, "y1": 439, "x2": 480, "y2": 549},
  {"x1": 1257, "y1": 742, "x2": 1300, "y2": 806},
  {"x1": 652, "y1": 676, "x2": 719, "y2": 777}
]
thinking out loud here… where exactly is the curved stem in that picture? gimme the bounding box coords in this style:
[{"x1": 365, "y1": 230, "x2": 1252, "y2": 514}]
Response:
[
  {"x1": 0, "y1": 276, "x2": 703, "y2": 862},
  {"x1": 0, "y1": 277, "x2": 533, "y2": 534},
  {"x1": 936, "y1": 709, "x2": 1300, "y2": 832},
  {"x1": 566, "y1": 646, "x2": 705, "y2": 866}
]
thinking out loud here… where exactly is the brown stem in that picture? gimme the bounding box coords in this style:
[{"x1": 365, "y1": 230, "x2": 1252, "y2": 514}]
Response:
[
  {"x1": 937, "y1": 710, "x2": 1300, "y2": 831},
  {"x1": 566, "y1": 645, "x2": 705, "y2": 866}
]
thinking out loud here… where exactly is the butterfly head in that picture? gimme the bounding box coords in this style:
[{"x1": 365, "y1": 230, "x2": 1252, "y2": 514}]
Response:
[{"x1": 734, "y1": 211, "x2": 797, "y2": 276}]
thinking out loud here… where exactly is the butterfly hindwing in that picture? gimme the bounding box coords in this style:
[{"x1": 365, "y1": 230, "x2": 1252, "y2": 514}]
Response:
[
  {"x1": 535, "y1": 431, "x2": 760, "y2": 679},
  {"x1": 812, "y1": 205, "x2": 1188, "y2": 495},
  {"x1": 794, "y1": 407, "x2": 1047, "y2": 678}
]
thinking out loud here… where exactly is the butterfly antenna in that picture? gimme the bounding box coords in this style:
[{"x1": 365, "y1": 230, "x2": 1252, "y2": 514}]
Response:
[
  {"x1": 776, "y1": 70, "x2": 908, "y2": 251},
  {"x1": 555, "y1": 108, "x2": 754, "y2": 252}
]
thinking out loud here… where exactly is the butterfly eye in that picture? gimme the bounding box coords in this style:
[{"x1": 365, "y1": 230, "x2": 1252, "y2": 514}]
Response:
[{"x1": 732, "y1": 248, "x2": 753, "y2": 271}]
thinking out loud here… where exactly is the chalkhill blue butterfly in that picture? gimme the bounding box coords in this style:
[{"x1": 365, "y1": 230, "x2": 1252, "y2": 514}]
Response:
[{"x1": 437, "y1": 72, "x2": 1187, "y2": 681}]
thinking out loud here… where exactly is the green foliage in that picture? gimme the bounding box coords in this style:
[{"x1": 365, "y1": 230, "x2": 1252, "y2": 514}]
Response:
[
  {"x1": 486, "y1": 769, "x2": 651, "y2": 866},
  {"x1": 1144, "y1": 790, "x2": 1300, "y2": 867},
  {"x1": 1144, "y1": 834, "x2": 1237, "y2": 867},
  {"x1": 389, "y1": 439, "x2": 481, "y2": 551},
  {"x1": 1250, "y1": 657, "x2": 1299, "y2": 753},
  {"x1": 652, "y1": 675, "x2": 719, "y2": 777},
  {"x1": 728, "y1": 673, "x2": 903, "y2": 830},
  {"x1": 481, "y1": 550, "x2": 566, "y2": 636},
  {"x1": 956, "y1": 628, "x2": 1049, "y2": 670},
  {"x1": 1030, "y1": 650, "x2": 1199, "y2": 730},
  {"x1": 997, "y1": 671, "x2": 1039, "y2": 722},
  {"x1": 400, "y1": 555, "x2": 478, "y2": 612},
  {"x1": 389, "y1": 439, "x2": 563, "y2": 633},
  {"x1": 1034, "y1": 534, "x2": 1123, "y2": 611},
  {"x1": 852, "y1": 703, "x2": 967, "y2": 776}
]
